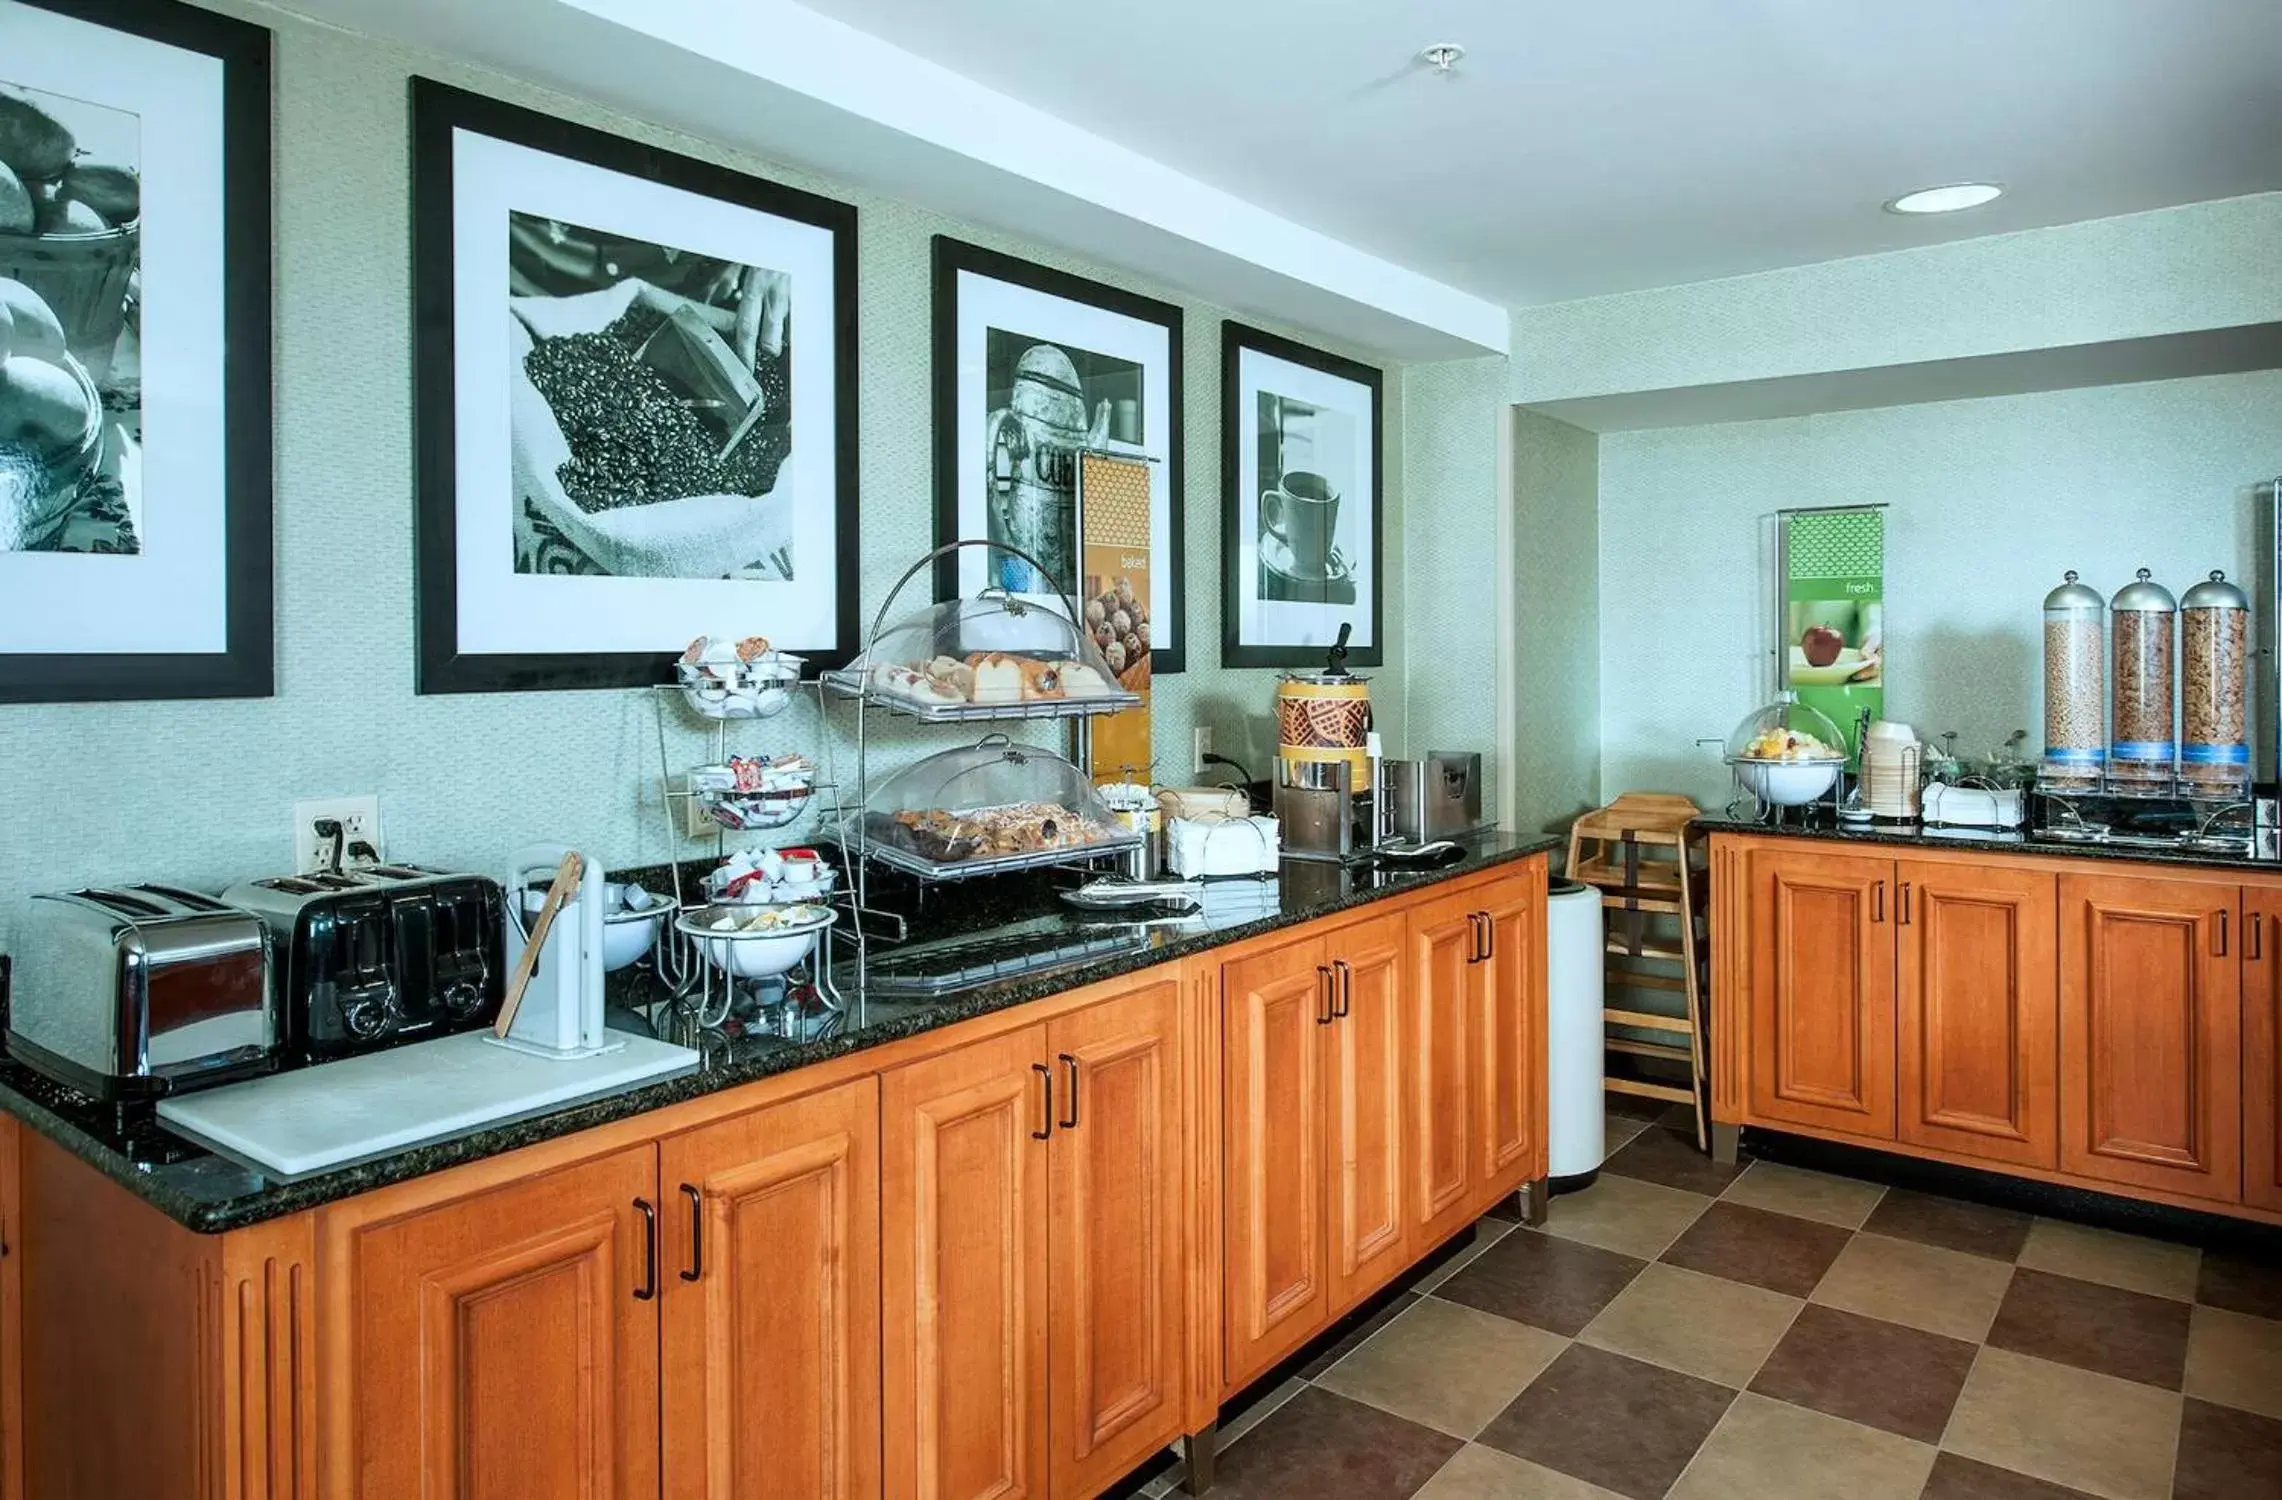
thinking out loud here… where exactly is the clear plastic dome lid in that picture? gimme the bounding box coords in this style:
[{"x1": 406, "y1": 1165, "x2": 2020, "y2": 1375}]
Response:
[
  {"x1": 832, "y1": 589, "x2": 1140, "y2": 719},
  {"x1": 855, "y1": 735, "x2": 1139, "y2": 877},
  {"x1": 1725, "y1": 692, "x2": 1848, "y2": 763}
]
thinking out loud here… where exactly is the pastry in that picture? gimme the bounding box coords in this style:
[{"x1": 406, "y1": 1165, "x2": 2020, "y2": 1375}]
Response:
[
  {"x1": 734, "y1": 635, "x2": 774, "y2": 663},
  {"x1": 1019, "y1": 659, "x2": 1066, "y2": 700},
  {"x1": 1057, "y1": 662, "x2": 1113, "y2": 697},
  {"x1": 968, "y1": 652, "x2": 1026, "y2": 703}
]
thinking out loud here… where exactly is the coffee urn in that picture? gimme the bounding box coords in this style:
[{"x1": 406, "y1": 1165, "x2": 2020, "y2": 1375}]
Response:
[{"x1": 1273, "y1": 625, "x2": 1375, "y2": 861}]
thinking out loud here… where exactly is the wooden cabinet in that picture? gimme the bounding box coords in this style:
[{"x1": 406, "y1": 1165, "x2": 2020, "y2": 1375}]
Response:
[
  {"x1": 660, "y1": 1078, "x2": 880, "y2": 1500},
  {"x1": 1046, "y1": 978, "x2": 1187, "y2": 1499},
  {"x1": 1474, "y1": 872, "x2": 1549, "y2": 1202},
  {"x1": 1220, "y1": 934, "x2": 1331, "y2": 1388},
  {"x1": 883, "y1": 1027, "x2": 1053, "y2": 1500},
  {"x1": 2059, "y1": 874, "x2": 2242, "y2": 1202},
  {"x1": 0, "y1": 1117, "x2": 18, "y2": 1500},
  {"x1": 2247, "y1": 890, "x2": 2282, "y2": 1213},
  {"x1": 1745, "y1": 845, "x2": 1898, "y2": 1140},
  {"x1": 1325, "y1": 914, "x2": 1410, "y2": 1316},
  {"x1": 1409, "y1": 897, "x2": 1479, "y2": 1252},
  {"x1": 1896, "y1": 860, "x2": 2059, "y2": 1169},
  {"x1": 337, "y1": 1144, "x2": 662, "y2": 1500}
]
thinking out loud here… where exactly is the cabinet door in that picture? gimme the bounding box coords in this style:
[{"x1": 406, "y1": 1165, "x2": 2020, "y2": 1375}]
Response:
[
  {"x1": 883, "y1": 1028, "x2": 1052, "y2": 1500},
  {"x1": 341, "y1": 1145, "x2": 662, "y2": 1500},
  {"x1": 1896, "y1": 861, "x2": 2059, "y2": 1169},
  {"x1": 1326, "y1": 913, "x2": 1411, "y2": 1316},
  {"x1": 2058, "y1": 875, "x2": 2242, "y2": 1201},
  {"x1": 2246, "y1": 889, "x2": 2282, "y2": 1212},
  {"x1": 1475, "y1": 868, "x2": 1549, "y2": 1205},
  {"x1": 1046, "y1": 979, "x2": 1187, "y2": 1500},
  {"x1": 0, "y1": 1117, "x2": 17, "y2": 1500},
  {"x1": 660, "y1": 1077, "x2": 880, "y2": 1500},
  {"x1": 1746, "y1": 846, "x2": 1898, "y2": 1139},
  {"x1": 1407, "y1": 896, "x2": 1478, "y2": 1252},
  {"x1": 1221, "y1": 935, "x2": 1330, "y2": 1388}
]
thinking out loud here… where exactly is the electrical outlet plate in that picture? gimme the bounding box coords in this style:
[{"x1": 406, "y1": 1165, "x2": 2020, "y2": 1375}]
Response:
[
  {"x1": 294, "y1": 796, "x2": 384, "y2": 874},
  {"x1": 1193, "y1": 727, "x2": 1213, "y2": 774}
]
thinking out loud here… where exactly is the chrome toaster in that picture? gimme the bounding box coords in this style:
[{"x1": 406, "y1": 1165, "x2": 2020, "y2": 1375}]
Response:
[{"x1": 5, "y1": 885, "x2": 277, "y2": 1102}]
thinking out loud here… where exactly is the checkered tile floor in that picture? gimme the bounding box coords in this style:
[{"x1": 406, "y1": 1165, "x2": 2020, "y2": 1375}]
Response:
[{"x1": 1146, "y1": 1101, "x2": 2282, "y2": 1500}]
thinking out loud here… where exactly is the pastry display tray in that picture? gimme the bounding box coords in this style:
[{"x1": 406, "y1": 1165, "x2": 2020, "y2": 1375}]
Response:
[
  {"x1": 820, "y1": 669, "x2": 1139, "y2": 722},
  {"x1": 855, "y1": 828, "x2": 1144, "y2": 883}
]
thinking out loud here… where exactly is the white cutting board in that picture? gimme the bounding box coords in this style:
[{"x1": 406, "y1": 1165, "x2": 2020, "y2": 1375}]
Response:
[{"x1": 158, "y1": 1031, "x2": 700, "y2": 1181}]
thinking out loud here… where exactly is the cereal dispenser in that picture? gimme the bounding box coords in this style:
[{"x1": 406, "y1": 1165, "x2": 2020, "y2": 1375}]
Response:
[
  {"x1": 2179, "y1": 570, "x2": 2252, "y2": 798},
  {"x1": 2039, "y1": 571, "x2": 2106, "y2": 792},
  {"x1": 2108, "y1": 568, "x2": 2178, "y2": 795}
]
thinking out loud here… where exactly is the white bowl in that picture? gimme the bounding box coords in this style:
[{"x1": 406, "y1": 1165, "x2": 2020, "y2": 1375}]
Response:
[
  {"x1": 601, "y1": 905, "x2": 668, "y2": 972},
  {"x1": 1735, "y1": 757, "x2": 1843, "y2": 807},
  {"x1": 677, "y1": 653, "x2": 804, "y2": 719},
  {"x1": 677, "y1": 904, "x2": 836, "y2": 979}
]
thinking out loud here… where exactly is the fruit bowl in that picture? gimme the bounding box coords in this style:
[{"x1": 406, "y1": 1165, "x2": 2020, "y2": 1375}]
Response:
[
  {"x1": 1733, "y1": 757, "x2": 1843, "y2": 807},
  {"x1": 2, "y1": 349, "x2": 104, "y2": 550},
  {"x1": 676, "y1": 902, "x2": 835, "y2": 979}
]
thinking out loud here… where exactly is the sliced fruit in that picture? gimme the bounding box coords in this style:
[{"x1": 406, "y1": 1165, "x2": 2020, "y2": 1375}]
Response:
[
  {"x1": 0, "y1": 92, "x2": 75, "y2": 182},
  {"x1": 0, "y1": 162, "x2": 31, "y2": 234},
  {"x1": 60, "y1": 161, "x2": 137, "y2": 224},
  {"x1": 0, "y1": 279, "x2": 65, "y2": 363},
  {"x1": 0, "y1": 354, "x2": 92, "y2": 460}
]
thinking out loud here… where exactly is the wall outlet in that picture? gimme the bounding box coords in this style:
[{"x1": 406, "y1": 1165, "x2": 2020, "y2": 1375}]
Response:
[
  {"x1": 294, "y1": 796, "x2": 384, "y2": 874},
  {"x1": 1193, "y1": 727, "x2": 1213, "y2": 775}
]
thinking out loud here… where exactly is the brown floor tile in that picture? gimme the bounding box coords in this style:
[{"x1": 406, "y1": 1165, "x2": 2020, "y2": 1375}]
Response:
[
  {"x1": 1602, "y1": 1123, "x2": 1752, "y2": 1196},
  {"x1": 1433, "y1": 1227, "x2": 1646, "y2": 1337},
  {"x1": 1412, "y1": 1218, "x2": 1515, "y2": 1291},
  {"x1": 1987, "y1": 1268, "x2": 2192, "y2": 1390},
  {"x1": 1811, "y1": 1231, "x2": 2016, "y2": 1343},
  {"x1": 1536, "y1": 1173, "x2": 1711, "y2": 1260},
  {"x1": 1943, "y1": 1347, "x2": 2182, "y2": 1500},
  {"x1": 2173, "y1": 1396, "x2": 2282, "y2": 1500},
  {"x1": 2184, "y1": 1304, "x2": 2282, "y2": 1419},
  {"x1": 1207, "y1": 1385, "x2": 1462, "y2": 1500},
  {"x1": 2197, "y1": 1247, "x2": 2282, "y2": 1322},
  {"x1": 1719, "y1": 1160, "x2": 1886, "y2": 1229},
  {"x1": 1476, "y1": 1344, "x2": 1735, "y2": 1500},
  {"x1": 1658, "y1": 1201, "x2": 1853, "y2": 1299},
  {"x1": 1862, "y1": 1188, "x2": 2033, "y2": 1262},
  {"x1": 1412, "y1": 1444, "x2": 1627, "y2": 1499},
  {"x1": 1748, "y1": 1303, "x2": 1975, "y2": 1443},
  {"x1": 1666, "y1": 1391, "x2": 1935, "y2": 1500},
  {"x1": 1316, "y1": 1297, "x2": 1568, "y2": 1439},
  {"x1": 1578, "y1": 1262, "x2": 1800, "y2": 1389},
  {"x1": 1919, "y1": 1453, "x2": 2102, "y2": 1500},
  {"x1": 1298, "y1": 1291, "x2": 1419, "y2": 1381},
  {"x1": 2017, "y1": 1219, "x2": 2200, "y2": 1301}
]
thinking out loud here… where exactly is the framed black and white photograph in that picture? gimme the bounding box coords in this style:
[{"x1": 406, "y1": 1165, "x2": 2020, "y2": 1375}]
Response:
[
  {"x1": 933, "y1": 237, "x2": 1185, "y2": 673},
  {"x1": 1221, "y1": 322, "x2": 1382, "y2": 669},
  {"x1": 0, "y1": 0, "x2": 271, "y2": 702},
  {"x1": 413, "y1": 80, "x2": 858, "y2": 694}
]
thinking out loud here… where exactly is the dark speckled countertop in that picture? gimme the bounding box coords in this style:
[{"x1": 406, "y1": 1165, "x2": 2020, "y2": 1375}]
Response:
[
  {"x1": 0, "y1": 832, "x2": 1556, "y2": 1234},
  {"x1": 1695, "y1": 807, "x2": 2279, "y2": 872}
]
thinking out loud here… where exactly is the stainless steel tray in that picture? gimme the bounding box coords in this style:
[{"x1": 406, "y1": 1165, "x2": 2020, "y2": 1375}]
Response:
[
  {"x1": 856, "y1": 830, "x2": 1144, "y2": 883},
  {"x1": 821, "y1": 669, "x2": 1140, "y2": 722}
]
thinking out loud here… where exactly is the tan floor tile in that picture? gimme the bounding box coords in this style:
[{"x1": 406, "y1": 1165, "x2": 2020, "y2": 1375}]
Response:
[
  {"x1": 1579, "y1": 1262, "x2": 1801, "y2": 1388},
  {"x1": 1942, "y1": 1347, "x2": 2182, "y2": 1500},
  {"x1": 1316, "y1": 1296, "x2": 1570, "y2": 1439},
  {"x1": 1720, "y1": 1160, "x2": 1887, "y2": 1229},
  {"x1": 1668, "y1": 1391, "x2": 1936, "y2": 1500},
  {"x1": 1537, "y1": 1172, "x2": 1710, "y2": 1259},
  {"x1": 2018, "y1": 1218, "x2": 2201, "y2": 1301},
  {"x1": 1812, "y1": 1231, "x2": 2015, "y2": 1342},
  {"x1": 2185, "y1": 1305, "x2": 2282, "y2": 1420},
  {"x1": 1413, "y1": 1443, "x2": 1627, "y2": 1499}
]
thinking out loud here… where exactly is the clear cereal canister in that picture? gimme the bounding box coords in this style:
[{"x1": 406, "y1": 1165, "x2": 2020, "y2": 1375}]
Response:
[
  {"x1": 2179, "y1": 570, "x2": 2251, "y2": 796},
  {"x1": 2039, "y1": 571, "x2": 2106, "y2": 791},
  {"x1": 2108, "y1": 568, "x2": 2178, "y2": 794}
]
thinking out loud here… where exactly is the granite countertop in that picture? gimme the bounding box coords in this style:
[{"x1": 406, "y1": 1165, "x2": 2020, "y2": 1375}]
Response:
[
  {"x1": 0, "y1": 832, "x2": 1557, "y2": 1234},
  {"x1": 1694, "y1": 808, "x2": 2277, "y2": 872}
]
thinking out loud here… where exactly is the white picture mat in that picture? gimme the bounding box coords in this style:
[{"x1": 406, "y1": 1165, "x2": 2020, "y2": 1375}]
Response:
[
  {"x1": 950, "y1": 269, "x2": 1173, "y2": 639},
  {"x1": 448, "y1": 128, "x2": 842, "y2": 656},
  {"x1": 1234, "y1": 345, "x2": 1377, "y2": 650},
  {"x1": 1, "y1": 3, "x2": 230, "y2": 655}
]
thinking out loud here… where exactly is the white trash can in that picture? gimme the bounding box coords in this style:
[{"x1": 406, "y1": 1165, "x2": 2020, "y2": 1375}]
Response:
[{"x1": 1546, "y1": 878, "x2": 1607, "y2": 1190}]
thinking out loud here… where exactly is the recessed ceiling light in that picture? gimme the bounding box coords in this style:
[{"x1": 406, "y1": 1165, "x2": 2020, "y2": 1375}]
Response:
[{"x1": 1885, "y1": 183, "x2": 2004, "y2": 215}]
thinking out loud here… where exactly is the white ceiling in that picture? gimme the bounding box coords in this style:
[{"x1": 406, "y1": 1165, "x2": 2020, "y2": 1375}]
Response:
[{"x1": 798, "y1": 0, "x2": 2282, "y2": 306}]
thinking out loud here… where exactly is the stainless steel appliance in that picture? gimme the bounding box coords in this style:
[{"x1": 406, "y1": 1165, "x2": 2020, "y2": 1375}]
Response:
[
  {"x1": 1387, "y1": 752, "x2": 1484, "y2": 843},
  {"x1": 5, "y1": 885, "x2": 276, "y2": 1102},
  {"x1": 222, "y1": 866, "x2": 504, "y2": 1064}
]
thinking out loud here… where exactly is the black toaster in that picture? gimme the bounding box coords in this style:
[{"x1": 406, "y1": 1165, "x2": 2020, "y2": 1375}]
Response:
[{"x1": 221, "y1": 866, "x2": 504, "y2": 1064}]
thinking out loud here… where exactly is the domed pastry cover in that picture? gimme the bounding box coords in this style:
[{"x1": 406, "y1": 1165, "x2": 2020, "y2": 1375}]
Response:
[
  {"x1": 1725, "y1": 691, "x2": 1848, "y2": 764},
  {"x1": 827, "y1": 589, "x2": 1141, "y2": 721},
  {"x1": 854, "y1": 736, "x2": 1142, "y2": 879}
]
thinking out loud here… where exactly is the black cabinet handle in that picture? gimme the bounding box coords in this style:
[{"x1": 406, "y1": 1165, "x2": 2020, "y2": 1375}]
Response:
[
  {"x1": 2217, "y1": 908, "x2": 2231, "y2": 958},
  {"x1": 1479, "y1": 912, "x2": 1495, "y2": 962},
  {"x1": 679, "y1": 1183, "x2": 703, "y2": 1283},
  {"x1": 1316, "y1": 965, "x2": 1335, "y2": 1024},
  {"x1": 1464, "y1": 913, "x2": 1482, "y2": 964},
  {"x1": 1871, "y1": 882, "x2": 1886, "y2": 924},
  {"x1": 2252, "y1": 914, "x2": 2266, "y2": 962},
  {"x1": 1032, "y1": 1062, "x2": 1054, "y2": 1140},
  {"x1": 633, "y1": 1198, "x2": 658, "y2": 1302},
  {"x1": 1058, "y1": 1053, "x2": 1080, "y2": 1129},
  {"x1": 1331, "y1": 959, "x2": 1352, "y2": 1018},
  {"x1": 1899, "y1": 883, "x2": 1913, "y2": 927}
]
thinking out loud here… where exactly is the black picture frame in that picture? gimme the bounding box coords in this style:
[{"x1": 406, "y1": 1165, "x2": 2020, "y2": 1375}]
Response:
[
  {"x1": 0, "y1": 0, "x2": 273, "y2": 704},
  {"x1": 931, "y1": 236, "x2": 1186, "y2": 674},
  {"x1": 411, "y1": 79, "x2": 861, "y2": 694},
  {"x1": 1220, "y1": 320, "x2": 1384, "y2": 670}
]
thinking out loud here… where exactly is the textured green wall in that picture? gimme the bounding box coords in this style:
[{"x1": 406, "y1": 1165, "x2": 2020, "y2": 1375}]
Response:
[
  {"x1": 1508, "y1": 408, "x2": 1600, "y2": 835},
  {"x1": 0, "y1": 0, "x2": 1515, "y2": 933}
]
